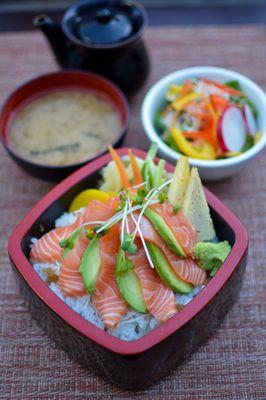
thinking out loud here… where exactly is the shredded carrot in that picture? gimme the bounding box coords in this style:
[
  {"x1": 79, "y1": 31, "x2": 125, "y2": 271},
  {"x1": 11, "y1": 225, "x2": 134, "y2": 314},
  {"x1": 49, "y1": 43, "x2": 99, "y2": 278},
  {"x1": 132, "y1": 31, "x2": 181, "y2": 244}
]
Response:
[
  {"x1": 180, "y1": 96, "x2": 217, "y2": 153},
  {"x1": 161, "y1": 103, "x2": 173, "y2": 117},
  {"x1": 180, "y1": 80, "x2": 194, "y2": 96},
  {"x1": 210, "y1": 94, "x2": 230, "y2": 114},
  {"x1": 202, "y1": 78, "x2": 241, "y2": 96},
  {"x1": 183, "y1": 131, "x2": 205, "y2": 140},
  {"x1": 200, "y1": 99, "x2": 218, "y2": 152},
  {"x1": 109, "y1": 146, "x2": 130, "y2": 188},
  {"x1": 129, "y1": 149, "x2": 143, "y2": 185}
]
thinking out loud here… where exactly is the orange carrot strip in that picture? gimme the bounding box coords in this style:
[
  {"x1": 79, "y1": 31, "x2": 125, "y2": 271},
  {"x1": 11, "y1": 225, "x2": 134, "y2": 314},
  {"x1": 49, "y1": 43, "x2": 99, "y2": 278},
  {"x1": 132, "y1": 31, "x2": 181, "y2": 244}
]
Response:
[
  {"x1": 210, "y1": 94, "x2": 230, "y2": 114},
  {"x1": 202, "y1": 78, "x2": 241, "y2": 96},
  {"x1": 109, "y1": 146, "x2": 130, "y2": 188},
  {"x1": 161, "y1": 103, "x2": 173, "y2": 117},
  {"x1": 180, "y1": 80, "x2": 194, "y2": 96},
  {"x1": 129, "y1": 149, "x2": 143, "y2": 185},
  {"x1": 183, "y1": 131, "x2": 205, "y2": 140}
]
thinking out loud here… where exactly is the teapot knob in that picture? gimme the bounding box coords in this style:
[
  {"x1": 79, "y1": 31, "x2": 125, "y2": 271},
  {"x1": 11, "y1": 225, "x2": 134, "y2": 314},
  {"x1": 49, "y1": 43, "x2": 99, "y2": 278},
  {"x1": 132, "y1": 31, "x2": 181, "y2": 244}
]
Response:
[{"x1": 96, "y1": 8, "x2": 112, "y2": 23}]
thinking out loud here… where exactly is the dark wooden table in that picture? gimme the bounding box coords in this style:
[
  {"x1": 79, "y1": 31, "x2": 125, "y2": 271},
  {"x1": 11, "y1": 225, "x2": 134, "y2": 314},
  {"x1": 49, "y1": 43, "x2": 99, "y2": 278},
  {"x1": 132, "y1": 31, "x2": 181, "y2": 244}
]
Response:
[{"x1": 0, "y1": 27, "x2": 265, "y2": 399}]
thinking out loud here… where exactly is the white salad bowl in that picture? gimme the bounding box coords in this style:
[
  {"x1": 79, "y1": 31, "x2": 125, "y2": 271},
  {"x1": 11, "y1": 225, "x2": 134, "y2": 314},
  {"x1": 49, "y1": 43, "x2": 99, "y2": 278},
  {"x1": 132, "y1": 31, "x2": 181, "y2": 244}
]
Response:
[{"x1": 141, "y1": 66, "x2": 266, "y2": 180}]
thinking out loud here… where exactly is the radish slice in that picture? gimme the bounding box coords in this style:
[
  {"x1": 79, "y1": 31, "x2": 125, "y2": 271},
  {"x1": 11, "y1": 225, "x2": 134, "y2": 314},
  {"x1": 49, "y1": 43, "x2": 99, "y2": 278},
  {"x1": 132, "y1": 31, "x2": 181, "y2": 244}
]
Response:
[
  {"x1": 217, "y1": 107, "x2": 247, "y2": 152},
  {"x1": 243, "y1": 104, "x2": 257, "y2": 137}
]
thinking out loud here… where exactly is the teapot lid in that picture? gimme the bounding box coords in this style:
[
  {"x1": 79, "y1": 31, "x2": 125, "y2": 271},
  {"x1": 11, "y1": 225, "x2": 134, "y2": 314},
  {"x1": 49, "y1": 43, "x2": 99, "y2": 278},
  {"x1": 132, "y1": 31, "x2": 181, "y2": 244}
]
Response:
[{"x1": 63, "y1": 0, "x2": 147, "y2": 47}]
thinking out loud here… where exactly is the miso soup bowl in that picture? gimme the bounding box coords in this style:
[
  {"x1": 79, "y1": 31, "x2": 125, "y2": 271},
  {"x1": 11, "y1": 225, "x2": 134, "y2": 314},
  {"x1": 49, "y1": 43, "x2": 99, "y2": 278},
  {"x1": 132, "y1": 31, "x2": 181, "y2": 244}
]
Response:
[
  {"x1": 8, "y1": 148, "x2": 248, "y2": 390},
  {"x1": 0, "y1": 70, "x2": 129, "y2": 181},
  {"x1": 141, "y1": 66, "x2": 266, "y2": 180}
]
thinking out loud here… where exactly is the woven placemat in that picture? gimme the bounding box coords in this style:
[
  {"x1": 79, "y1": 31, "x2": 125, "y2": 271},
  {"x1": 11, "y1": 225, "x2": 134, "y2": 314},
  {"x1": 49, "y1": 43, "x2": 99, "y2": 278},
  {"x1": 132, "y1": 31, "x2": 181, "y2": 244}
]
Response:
[{"x1": 0, "y1": 27, "x2": 265, "y2": 400}]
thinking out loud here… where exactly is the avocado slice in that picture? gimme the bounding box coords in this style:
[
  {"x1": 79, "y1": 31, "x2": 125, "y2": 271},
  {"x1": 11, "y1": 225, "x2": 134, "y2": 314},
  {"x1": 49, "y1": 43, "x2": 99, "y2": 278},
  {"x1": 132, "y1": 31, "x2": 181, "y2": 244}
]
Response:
[
  {"x1": 193, "y1": 241, "x2": 231, "y2": 277},
  {"x1": 115, "y1": 249, "x2": 147, "y2": 313},
  {"x1": 144, "y1": 207, "x2": 186, "y2": 258},
  {"x1": 79, "y1": 236, "x2": 101, "y2": 294},
  {"x1": 147, "y1": 242, "x2": 193, "y2": 294}
]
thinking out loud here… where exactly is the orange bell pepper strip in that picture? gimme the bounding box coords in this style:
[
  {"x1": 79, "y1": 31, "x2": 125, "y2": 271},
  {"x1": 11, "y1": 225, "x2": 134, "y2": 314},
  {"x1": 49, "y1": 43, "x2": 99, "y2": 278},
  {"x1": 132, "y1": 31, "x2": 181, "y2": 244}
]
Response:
[
  {"x1": 129, "y1": 149, "x2": 143, "y2": 186},
  {"x1": 109, "y1": 146, "x2": 131, "y2": 188}
]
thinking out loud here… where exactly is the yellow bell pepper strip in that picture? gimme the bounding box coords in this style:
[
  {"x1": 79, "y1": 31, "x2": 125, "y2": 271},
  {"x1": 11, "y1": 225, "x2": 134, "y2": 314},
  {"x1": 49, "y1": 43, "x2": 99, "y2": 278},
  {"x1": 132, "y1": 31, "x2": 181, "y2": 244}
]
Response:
[
  {"x1": 169, "y1": 84, "x2": 183, "y2": 93},
  {"x1": 69, "y1": 189, "x2": 117, "y2": 212},
  {"x1": 223, "y1": 151, "x2": 242, "y2": 158},
  {"x1": 171, "y1": 127, "x2": 216, "y2": 160},
  {"x1": 166, "y1": 84, "x2": 183, "y2": 101},
  {"x1": 129, "y1": 149, "x2": 143, "y2": 186},
  {"x1": 172, "y1": 92, "x2": 202, "y2": 112},
  {"x1": 254, "y1": 131, "x2": 262, "y2": 144},
  {"x1": 109, "y1": 146, "x2": 131, "y2": 188}
]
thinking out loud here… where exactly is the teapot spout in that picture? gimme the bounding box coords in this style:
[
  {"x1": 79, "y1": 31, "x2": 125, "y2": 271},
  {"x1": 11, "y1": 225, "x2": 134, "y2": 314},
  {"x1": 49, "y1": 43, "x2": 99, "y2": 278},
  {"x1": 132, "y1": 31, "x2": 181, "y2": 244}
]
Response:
[{"x1": 33, "y1": 14, "x2": 67, "y2": 67}]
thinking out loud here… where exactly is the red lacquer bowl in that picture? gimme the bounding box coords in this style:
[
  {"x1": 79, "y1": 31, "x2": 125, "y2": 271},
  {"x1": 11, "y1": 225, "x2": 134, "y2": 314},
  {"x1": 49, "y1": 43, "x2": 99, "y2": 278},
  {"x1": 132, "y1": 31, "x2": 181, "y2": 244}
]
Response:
[
  {"x1": 8, "y1": 148, "x2": 248, "y2": 389},
  {"x1": 0, "y1": 70, "x2": 129, "y2": 181}
]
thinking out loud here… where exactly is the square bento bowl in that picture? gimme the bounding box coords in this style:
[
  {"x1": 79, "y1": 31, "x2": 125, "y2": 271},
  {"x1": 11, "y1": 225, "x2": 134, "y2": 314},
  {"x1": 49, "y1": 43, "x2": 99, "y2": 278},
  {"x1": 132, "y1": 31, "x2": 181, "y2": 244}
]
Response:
[{"x1": 8, "y1": 148, "x2": 248, "y2": 390}]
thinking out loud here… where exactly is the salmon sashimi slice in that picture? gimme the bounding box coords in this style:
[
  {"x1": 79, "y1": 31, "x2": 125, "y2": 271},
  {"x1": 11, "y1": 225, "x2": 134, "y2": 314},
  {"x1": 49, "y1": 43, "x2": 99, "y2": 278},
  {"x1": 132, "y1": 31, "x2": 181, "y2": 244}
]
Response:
[
  {"x1": 57, "y1": 241, "x2": 88, "y2": 297},
  {"x1": 29, "y1": 201, "x2": 92, "y2": 265},
  {"x1": 31, "y1": 197, "x2": 116, "y2": 270},
  {"x1": 30, "y1": 224, "x2": 75, "y2": 264},
  {"x1": 78, "y1": 198, "x2": 119, "y2": 226},
  {"x1": 57, "y1": 198, "x2": 119, "y2": 300},
  {"x1": 93, "y1": 224, "x2": 128, "y2": 330},
  {"x1": 70, "y1": 197, "x2": 127, "y2": 329},
  {"x1": 129, "y1": 246, "x2": 178, "y2": 321},
  {"x1": 151, "y1": 202, "x2": 197, "y2": 256},
  {"x1": 127, "y1": 210, "x2": 206, "y2": 286},
  {"x1": 127, "y1": 212, "x2": 185, "y2": 260},
  {"x1": 127, "y1": 212, "x2": 163, "y2": 247},
  {"x1": 162, "y1": 246, "x2": 207, "y2": 286}
]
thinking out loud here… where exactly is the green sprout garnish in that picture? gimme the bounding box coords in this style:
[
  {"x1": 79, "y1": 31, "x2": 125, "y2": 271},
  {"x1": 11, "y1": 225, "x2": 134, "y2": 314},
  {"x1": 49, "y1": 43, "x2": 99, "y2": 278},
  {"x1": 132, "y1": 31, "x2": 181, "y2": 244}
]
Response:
[
  {"x1": 93, "y1": 225, "x2": 109, "y2": 238},
  {"x1": 158, "y1": 192, "x2": 168, "y2": 204},
  {"x1": 173, "y1": 204, "x2": 180, "y2": 214},
  {"x1": 121, "y1": 233, "x2": 137, "y2": 255},
  {"x1": 86, "y1": 229, "x2": 95, "y2": 240},
  {"x1": 131, "y1": 188, "x2": 148, "y2": 205},
  {"x1": 120, "y1": 192, "x2": 127, "y2": 208},
  {"x1": 59, "y1": 227, "x2": 82, "y2": 259},
  {"x1": 114, "y1": 205, "x2": 122, "y2": 213},
  {"x1": 116, "y1": 248, "x2": 134, "y2": 273},
  {"x1": 59, "y1": 238, "x2": 68, "y2": 249}
]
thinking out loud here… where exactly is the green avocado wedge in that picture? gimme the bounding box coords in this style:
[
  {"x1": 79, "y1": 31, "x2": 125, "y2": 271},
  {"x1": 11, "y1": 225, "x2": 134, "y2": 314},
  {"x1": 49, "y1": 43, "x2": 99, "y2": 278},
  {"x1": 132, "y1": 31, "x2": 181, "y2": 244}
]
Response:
[
  {"x1": 79, "y1": 236, "x2": 101, "y2": 294},
  {"x1": 144, "y1": 207, "x2": 186, "y2": 258},
  {"x1": 146, "y1": 242, "x2": 193, "y2": 294},
  {"x1": 193, "y1": 241, "x2": 231, "y2": 277},
  {"x1": 115, "y1": 249, "x2": 147, "y2": 314}
]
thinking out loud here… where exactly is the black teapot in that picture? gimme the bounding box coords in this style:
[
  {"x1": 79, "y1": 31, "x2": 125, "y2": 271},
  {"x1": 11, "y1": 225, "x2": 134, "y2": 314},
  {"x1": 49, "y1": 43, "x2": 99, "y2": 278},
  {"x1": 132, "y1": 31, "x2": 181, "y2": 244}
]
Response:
[{"x1": 33, "y1": 0, "x2": 150, "y2": 96}]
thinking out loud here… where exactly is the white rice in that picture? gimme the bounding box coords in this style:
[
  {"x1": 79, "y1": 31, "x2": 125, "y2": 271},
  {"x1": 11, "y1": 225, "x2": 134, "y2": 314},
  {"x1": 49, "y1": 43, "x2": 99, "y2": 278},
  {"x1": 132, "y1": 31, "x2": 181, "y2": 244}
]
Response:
[
  {"x1": 55, "y1": 211, "x2": 79, "y2": 227},
  {"x1": 31, "y1": 212, "x2": 204, "y2": 342}
]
